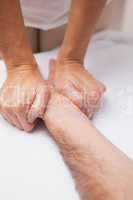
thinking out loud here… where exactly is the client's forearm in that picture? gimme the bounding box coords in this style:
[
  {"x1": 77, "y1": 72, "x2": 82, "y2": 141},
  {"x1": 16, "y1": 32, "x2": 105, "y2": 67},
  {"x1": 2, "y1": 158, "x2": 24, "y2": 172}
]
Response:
[{"x1": 44, "y1": 93, "x2": 133, "y2": 200}]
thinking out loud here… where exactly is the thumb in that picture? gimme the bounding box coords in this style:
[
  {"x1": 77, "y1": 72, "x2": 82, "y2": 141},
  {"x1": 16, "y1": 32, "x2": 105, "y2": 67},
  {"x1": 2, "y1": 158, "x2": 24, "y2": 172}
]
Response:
[
  {"x1": 27, "y1": 86, "x2": 49, "y2": 123},
  {"x1": 48, "y1": 59, "x2": 56, "y2": 82}
]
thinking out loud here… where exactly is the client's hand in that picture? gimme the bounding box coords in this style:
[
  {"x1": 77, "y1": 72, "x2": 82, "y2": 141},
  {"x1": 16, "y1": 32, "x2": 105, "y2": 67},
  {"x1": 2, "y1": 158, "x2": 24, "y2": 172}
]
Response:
[
  {"x1": 48, "y1": 59, "x2": 106, "y2": 118},
  {"x1": 0, "y1": 65, "x2": 49, "y2": 131}
]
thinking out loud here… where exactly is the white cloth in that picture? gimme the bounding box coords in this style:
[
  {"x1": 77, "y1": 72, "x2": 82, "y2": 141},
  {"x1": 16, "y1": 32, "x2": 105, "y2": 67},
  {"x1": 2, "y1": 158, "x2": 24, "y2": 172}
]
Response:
[
  {"x1": 20, "y1": 0, "x2": 71, "y2": 30},
  {"x1": 1, "y1": 30, "x2": 132, "y2": 200},
  {"x1": 20, "y1": 0, "x2": 112, "y2": 30}
]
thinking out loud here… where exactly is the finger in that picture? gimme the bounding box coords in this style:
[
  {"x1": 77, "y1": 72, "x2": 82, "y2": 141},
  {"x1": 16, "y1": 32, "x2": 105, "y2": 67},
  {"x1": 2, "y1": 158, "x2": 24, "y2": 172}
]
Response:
[
  {"x1": 1, "y1": 110, "x2": 22, "y2": 130},
  {"x1": 61, "y1": 83, "x2": 83, "y2": 111},
  {"x1": 6, "y1": 108, "x2": 23, "y2": 129},
  {"x1": 1, "y1": 111, "x2": 14, "y2": 125},
  {"x1": 27, "y1": 85, "x2": 49, "y2": 123},
  {"x1": 84, "y1": 89, "x2": 101, "y2": 118},
  {"x1": 48, "y1": 59, "x2": 56, "y2": 82},
  {"x1": 7, "y1": 112, "x2": 23, "y2": 130},
  {"x1": 85, "y1": 104, "x2": 96, "y2": 119},
  {"x1": 15, "y1": 111, "x2": 35, "y2": 132},
  {"x1": 61, "y1": 82, "x2": 96, "y2": 117},
  {"x1": 97, "y1": 81, "x2": 106, "y2": 95}
]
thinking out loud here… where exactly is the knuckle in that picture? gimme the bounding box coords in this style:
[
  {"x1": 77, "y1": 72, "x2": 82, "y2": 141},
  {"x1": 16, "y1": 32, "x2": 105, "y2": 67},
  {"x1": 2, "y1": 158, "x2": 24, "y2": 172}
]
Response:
[
  {"x1": 13, "y1": 103, "x2": 27, "y2": 113},
  {"x1": 1, "y1": 105, "x2": 11, "y2": 113},
  {"x1": 13, "y1": 106, "x2": 22, "y2": 113},
  {"x1": 4, "y1": 106, "x2": 12, "y2": 113}
]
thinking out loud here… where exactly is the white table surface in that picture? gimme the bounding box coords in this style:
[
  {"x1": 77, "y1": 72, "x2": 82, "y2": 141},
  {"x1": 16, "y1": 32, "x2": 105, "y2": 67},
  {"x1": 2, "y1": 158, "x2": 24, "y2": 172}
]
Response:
[{"x1": 0, "y1": 31, "x2": 133, "y2": 200}]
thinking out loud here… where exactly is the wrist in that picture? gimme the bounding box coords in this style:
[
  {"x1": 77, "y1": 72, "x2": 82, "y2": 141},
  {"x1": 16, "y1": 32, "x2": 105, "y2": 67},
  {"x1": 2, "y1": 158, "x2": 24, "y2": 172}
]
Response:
[
  {"x1": 5, "y1": 55, "x2": 36, "y2": 70},
  {"x1": 7, "y1": 62, "x2": 38, "y2": 75},
  {"x1": 2, "y1": 39, "x2": 36, "y2": 71},
  {"x1": 4, "y1": 49, "x2": 37, "y2": 72},
  {"x1": 58, "y1": 44, "x2": 84, "y2": 65}
]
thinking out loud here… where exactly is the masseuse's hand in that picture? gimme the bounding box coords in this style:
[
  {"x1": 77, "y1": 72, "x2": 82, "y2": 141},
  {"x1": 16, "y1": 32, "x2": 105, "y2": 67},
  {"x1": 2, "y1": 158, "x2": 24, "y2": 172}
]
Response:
[
  {"x1": 0, "y1": 65, "x2": 49, "y2": 132},
  {"x1": 49, "y1": 59, "x2": 106, "y2": 118}
]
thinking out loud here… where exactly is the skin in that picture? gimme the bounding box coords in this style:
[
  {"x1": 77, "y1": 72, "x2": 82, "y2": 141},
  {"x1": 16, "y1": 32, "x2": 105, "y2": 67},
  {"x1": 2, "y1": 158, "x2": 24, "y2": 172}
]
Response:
[
  {"x1": 58, "y1": 0, "x2": 107, "y2": 62},
  {"x1": 51, "y1": 0, "x2": 107, "y2": 116},
  {"x1": 0, "y1": 0, "x2": 49, "y2": 131},
  {"x1": 0, "y1": 67, "x2": 49, "y2": 131},
  {"x1": 49, "y1": 59, "x2": 105, "y2": 117},
  {"x1": 0, "y1": 0, "x2": 106, "y2": 130},
  {"x1": 44, "y1": 93, "x2": 133, "y2": 200},
  {"x1": 0, "y1": 2, "x2": 132, "y2": 199}
]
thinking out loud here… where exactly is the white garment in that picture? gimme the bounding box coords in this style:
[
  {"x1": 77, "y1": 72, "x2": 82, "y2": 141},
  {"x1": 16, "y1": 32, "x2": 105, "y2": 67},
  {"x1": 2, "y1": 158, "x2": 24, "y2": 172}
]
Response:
[
  {"x1": 20, "y1": 0, "x2": 71, "y2": 30},
  {"x1": 20, "y1": 0, "x2": 112, "y2": 31}
]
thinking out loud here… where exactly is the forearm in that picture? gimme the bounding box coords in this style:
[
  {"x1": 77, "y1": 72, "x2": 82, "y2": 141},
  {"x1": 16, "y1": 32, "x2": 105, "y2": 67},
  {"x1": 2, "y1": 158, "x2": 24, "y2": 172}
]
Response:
[
  {"x1": 59, "y1": 0, "x2": 107, "y2": 63},
  {"x1": 0, "y1": 0, "x2": 36, "y2": 69},
  {"x1": 44, "y1": 93, "x2": 132, "y2": 200}
]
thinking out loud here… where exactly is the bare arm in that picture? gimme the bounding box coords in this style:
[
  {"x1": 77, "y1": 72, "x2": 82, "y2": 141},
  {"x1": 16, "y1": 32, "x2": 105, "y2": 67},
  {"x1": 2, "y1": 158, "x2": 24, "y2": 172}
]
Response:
[
  {"x1": 44, "y1": 93, "x2": 133, "y2": 200},
  {"x1": 49, "y1": 0, "x2": 106, "y2": 118},
  {"x1": 58, "y1": 0, "x2": 107, "y2": 63},
  {"x1": 0, "y1": 0, "x2": 36, "y2": 69},
  {"x1": 0, "y1": 0, "x2": 49, "y2": 131}
]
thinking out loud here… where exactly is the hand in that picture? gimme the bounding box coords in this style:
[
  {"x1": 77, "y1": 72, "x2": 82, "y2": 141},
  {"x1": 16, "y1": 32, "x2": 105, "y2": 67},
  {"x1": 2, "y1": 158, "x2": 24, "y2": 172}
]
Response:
[
  {"x1": 49, "y1": 59, "x2": 106, "y2": 118},
  {"x1": 0, "y1": 65, "x2": 49, "y2": 132}
]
